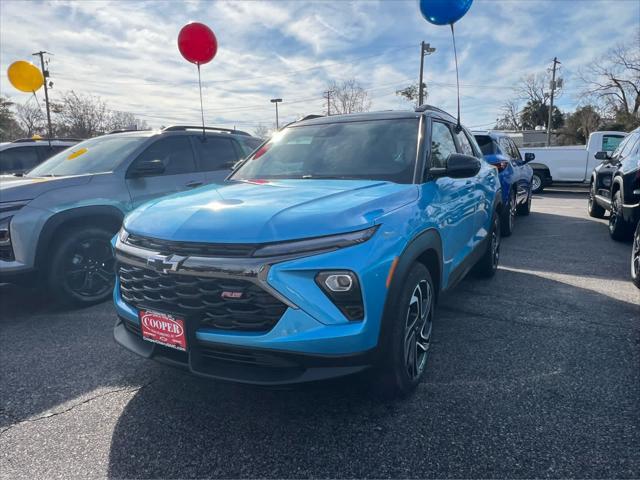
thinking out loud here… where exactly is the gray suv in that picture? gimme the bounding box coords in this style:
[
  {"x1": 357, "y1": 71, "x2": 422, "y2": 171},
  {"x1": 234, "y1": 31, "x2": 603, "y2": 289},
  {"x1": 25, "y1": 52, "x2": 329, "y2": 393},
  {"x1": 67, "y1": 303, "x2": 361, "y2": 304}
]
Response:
[{"x1": 0, "y1": 126, "x2": 262, "y2": 305}]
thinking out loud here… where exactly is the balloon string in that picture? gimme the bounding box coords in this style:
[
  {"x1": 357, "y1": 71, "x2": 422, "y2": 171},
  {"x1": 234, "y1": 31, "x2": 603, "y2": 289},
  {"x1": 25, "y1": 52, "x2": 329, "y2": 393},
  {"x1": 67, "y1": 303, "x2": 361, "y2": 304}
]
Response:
[
  {"x1": 450, "y1": 23, "x2": 461, "y2": 132},
  {"x1": 197, "y1": 63, "x2": 205, "y2": 138}
]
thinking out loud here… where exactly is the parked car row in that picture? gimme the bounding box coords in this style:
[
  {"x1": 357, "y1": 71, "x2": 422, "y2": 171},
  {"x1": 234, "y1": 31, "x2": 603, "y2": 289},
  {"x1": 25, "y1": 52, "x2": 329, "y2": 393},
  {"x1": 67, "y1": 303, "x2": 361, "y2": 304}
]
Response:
[
  {"x1": 586, "y1": 127, "x2": 640, "y2": 288},
  {"x1": 2, "y1": 108, "x2": 636, "y2": 394}
]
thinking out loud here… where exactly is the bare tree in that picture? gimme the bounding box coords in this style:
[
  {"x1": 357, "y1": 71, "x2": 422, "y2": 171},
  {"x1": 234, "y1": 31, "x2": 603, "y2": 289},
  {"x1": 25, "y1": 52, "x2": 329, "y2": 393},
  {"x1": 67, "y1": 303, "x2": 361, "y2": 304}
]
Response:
[
  {"x1": 327, "y1": 79, "x2": 371, "y2": 115},
  {"x1": 395, "y1": 82, "x2": 427, "y2": 108},
  {"x1": 15, "y1": 101, "x2": 45, "y2": 137},
  {"x1": 0, "y1": 96, "x2": 24, "y2": 141},
  {"x1": 494, "y1": 99, "x2": 522, "y2": 130},
  {"x1": 106, "y1": 111, "x2": 149, "y2": 132},
  {"x1": 253, "y1": 124, "x2": 271, "y2": 138},
  {"x1": 581, "y1": 36, "x2": 640, "y2": 126},
  {"x1": 54, "y1": 91, "x2": 109, "y2": 138}
]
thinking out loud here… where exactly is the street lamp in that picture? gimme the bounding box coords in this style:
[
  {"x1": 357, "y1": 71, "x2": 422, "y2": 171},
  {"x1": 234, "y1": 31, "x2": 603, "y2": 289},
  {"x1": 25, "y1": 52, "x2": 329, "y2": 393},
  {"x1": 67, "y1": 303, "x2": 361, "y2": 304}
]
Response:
[{"x1": 270, "y1": 98, "x2": 283, "y2": 130}]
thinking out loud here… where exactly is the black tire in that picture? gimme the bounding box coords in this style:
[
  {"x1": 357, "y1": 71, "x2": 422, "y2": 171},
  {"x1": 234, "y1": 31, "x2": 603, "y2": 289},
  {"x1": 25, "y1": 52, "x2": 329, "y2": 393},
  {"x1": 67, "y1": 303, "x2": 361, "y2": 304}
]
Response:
[
  {"x1": 631, "y1": 222, "x2": 640, "y2": 289},
  {"x1": 531, "y1": 171, "x2": 545, "y2": 193},
  {"x1": 501, "y1": 190, "x2": 516, "y2": 236},
  {"x1": 374, "y1": 263, "x2": 435, "y2": 398},
  {"x1": 588, "y1": 181, "x2": 606, "y2": 218},
  {"x1": 47, "y1": 226, "x2": 116, "y2": 306},
  {"x1": 608, "y1": 190, "x2": 633, "y2": 241},
  {"x1": 473, "y1": 212, "x2": 501, "y2": 278},
  {"x1": 517, "y1": 186, "x2": 532, "y2": 216}
]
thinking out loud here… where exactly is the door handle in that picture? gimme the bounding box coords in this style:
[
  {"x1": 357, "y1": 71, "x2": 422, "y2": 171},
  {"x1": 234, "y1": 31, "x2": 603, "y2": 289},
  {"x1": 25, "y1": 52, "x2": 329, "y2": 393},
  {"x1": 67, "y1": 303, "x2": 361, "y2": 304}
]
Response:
[{"x1": 185, "y1": 181, "x2": 204, "y2": 188}]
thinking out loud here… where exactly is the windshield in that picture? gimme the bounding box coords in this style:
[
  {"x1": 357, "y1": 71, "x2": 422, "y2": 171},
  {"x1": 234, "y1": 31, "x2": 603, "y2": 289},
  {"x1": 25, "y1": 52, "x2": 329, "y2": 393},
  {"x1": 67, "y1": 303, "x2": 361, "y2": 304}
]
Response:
[
  {"x1": 474, "y1": 135, "x2": 498, "y2": 155},
  {"x1": 27, "y1": 135, "x2": 148, "y2": 177},
  {"x1": 231, "y1": 119, "x2": 419, "y2": 184}
]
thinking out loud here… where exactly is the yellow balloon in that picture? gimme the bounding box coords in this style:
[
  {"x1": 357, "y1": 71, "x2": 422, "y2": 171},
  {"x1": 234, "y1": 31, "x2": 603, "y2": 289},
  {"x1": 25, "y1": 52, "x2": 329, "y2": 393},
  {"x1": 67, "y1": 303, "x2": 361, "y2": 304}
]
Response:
[{"x1": 7, "y1": 61, "x2": 44, "y2": 93}]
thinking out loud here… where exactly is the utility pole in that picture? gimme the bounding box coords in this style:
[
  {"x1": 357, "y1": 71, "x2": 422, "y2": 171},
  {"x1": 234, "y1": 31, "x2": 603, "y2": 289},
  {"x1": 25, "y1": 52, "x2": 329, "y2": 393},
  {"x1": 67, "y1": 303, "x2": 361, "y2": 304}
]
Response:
[
  {"x1": 270, "y1": 98, "x2": 282, "y2": 130},
  {"x1": 418, "y1": 42, "x2": 436, "y2": 106},
  {"x1": 546, "y1": 57, "x2": 560, "y2": 147},
  {"x1": 324, "y1": 90, "x2": 333, "y2": 116},
  {"x1": 32, "y1": 51, "x2": 53, "y2": 146}
]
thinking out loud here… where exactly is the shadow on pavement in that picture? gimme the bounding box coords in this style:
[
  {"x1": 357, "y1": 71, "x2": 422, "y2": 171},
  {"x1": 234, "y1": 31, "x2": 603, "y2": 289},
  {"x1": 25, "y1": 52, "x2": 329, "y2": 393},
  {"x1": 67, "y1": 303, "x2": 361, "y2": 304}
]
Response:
[{"x1": 106, "y1": 268, "x2": 639, "y2": 479}]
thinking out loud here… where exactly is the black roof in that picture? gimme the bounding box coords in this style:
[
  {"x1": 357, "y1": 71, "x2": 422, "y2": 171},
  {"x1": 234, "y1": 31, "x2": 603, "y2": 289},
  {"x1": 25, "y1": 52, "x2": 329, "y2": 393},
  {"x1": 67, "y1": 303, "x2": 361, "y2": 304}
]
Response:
[{"x1": 291, "y1": 105, "x2": 458, "y2": 127}]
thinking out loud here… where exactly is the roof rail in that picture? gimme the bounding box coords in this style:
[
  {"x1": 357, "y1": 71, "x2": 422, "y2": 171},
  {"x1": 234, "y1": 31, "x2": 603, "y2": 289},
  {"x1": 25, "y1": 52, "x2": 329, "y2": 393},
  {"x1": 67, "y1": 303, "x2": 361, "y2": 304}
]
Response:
[
  {"x1": 297, "y1": 114, "x2": 324, "y2": 122},
  {"x1": 162, "y1": 125, "x2": 251, "y2": 136},
  {"x1": 12, "y1": 137, "x2": 82, "y2": 143},
  {"x1": 106, "y1": 128, "x2": 150, "y2": 135},
  {"x1": 415, "y1": 105, "x2": 451, "y2": 116}
]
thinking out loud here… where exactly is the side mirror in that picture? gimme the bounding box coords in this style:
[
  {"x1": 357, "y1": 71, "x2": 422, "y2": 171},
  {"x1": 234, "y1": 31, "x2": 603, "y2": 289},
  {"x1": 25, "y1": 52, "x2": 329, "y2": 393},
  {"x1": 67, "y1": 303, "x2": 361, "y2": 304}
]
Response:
[
  {"x1": 431, "y1": 153, "x2": 481, "y2": 179},
  {"x1": 128, "y1": 159, "x2": 165, "y2": 178},
  {"x1": 524, "y1": 152, "x2": 535, "y2": 163},
  {"x1": 594, "y1": 151, "x2": 610, "y2": 161}
]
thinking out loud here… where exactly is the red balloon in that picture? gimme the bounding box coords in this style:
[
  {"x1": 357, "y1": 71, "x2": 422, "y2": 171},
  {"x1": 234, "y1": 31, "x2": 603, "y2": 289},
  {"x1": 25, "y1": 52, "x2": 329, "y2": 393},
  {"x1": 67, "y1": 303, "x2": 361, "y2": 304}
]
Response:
[{"x1": 178, "y1": 22, "x2": 218, "y2": 65}]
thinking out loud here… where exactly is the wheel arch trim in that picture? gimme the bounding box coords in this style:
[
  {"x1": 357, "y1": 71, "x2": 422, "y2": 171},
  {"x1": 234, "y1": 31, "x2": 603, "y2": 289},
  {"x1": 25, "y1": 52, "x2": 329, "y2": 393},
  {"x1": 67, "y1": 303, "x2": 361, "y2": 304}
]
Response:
[{"x1": 35, "y1": 205, "x2": 124, "y2": 270}]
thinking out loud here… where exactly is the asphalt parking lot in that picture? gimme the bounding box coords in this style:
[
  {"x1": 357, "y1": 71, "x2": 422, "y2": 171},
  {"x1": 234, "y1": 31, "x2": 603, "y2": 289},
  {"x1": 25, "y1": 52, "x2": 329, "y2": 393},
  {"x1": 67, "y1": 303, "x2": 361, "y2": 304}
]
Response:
[{"x1": 1, "y1": 190, "x2": 638, "y2": 479}]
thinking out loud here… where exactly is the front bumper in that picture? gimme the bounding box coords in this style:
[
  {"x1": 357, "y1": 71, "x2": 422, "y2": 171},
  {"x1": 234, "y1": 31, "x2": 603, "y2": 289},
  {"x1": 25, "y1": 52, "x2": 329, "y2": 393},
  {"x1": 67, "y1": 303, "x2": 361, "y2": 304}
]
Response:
[
  {"x1": 112, "y1": 229, "x2": 402, "y2": 384},
  {"x1": 114, "y1": 316, "x2": 373, "y2": 385}
]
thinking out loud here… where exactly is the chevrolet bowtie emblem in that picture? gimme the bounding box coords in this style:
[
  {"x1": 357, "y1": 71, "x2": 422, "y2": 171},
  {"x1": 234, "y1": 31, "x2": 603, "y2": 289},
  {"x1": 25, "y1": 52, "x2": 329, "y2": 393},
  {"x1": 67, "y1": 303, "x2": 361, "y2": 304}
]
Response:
[{"x1": 146, "y1": 254, "x2": 185, "y2": 273}]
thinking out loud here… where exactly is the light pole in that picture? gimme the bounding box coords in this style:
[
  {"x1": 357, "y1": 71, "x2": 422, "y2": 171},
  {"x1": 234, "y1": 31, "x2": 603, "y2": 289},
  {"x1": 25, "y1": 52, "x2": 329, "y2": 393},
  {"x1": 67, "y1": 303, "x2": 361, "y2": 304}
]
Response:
[
  {"x1": 418, "y1": 42, "x2": 436, "y2": 106},
  {"x1": 270, "y1": 98, "x2": 282, "y2": 130}
]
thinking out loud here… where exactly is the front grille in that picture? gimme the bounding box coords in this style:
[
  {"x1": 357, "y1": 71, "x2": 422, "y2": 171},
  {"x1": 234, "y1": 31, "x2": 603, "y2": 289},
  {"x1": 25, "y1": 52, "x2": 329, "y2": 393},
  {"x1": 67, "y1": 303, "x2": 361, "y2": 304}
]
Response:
[
  {"x1": 125, "y1": 234, "x2": 257, "y2": 258},
  {"x1": 118, "y1": 264, "x2": 287, "y2": 332}
]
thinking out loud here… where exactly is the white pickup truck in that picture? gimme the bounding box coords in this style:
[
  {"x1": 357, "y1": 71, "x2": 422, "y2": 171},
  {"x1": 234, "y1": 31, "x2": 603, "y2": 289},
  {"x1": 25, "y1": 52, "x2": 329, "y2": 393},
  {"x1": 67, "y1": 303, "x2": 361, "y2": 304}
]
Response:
[{"x1": 519, "y1": 131, "x2": 627, "y2": 192}]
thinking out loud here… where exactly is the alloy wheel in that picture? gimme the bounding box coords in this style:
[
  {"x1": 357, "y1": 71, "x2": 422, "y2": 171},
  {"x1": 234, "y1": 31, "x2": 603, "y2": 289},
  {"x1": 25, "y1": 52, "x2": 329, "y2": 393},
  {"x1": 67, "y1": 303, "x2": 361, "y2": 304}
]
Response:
[
  {"x1": 509, "y1": 194, "x2": 516, "y2": 230},
  {"x1": 531, "y1": 175, "x2": 541, "y2": 192},
  {"x1": 404, "y1": 279, "x2": 433, "y2": 380},
  {"x1": 63, "y1": 237, "x2": 115, "y2": 299},
  {"x1": 492, "y1": 218, "x2": 501, "y2": 268},
  {"x1": 633, "y1": 230, "x2": 640, "y2": 279},
  {"x1": 609, "y1": 196, "x2": 620, "y2": 233}
]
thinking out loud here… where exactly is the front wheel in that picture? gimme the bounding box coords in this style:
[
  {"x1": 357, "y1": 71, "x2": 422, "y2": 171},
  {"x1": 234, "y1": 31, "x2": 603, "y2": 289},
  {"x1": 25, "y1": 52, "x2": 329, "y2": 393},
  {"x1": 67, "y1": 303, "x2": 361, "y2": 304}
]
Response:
[
  {"x1": 632, "y1": 222, "x2": 640, "y2": 289},
  {"x1": 609, "y1": 190, "x2": 633, "y2": 241},
  {"x1": 588, "y1": 182, "x2": 606, "y2": 218},
  {"x1": 47, "y1": 226, "x2": 116, "y2": 306},
  {"x1": 501, "y1": 190, "x2": 516, "y2": 236},
  {"x1": 531, "y1": 171, "x2": 545, "y2": 193},
  {"x1": 473, "y1": 212, "x2": 501, "y2": 278},
  {"x1": 517, "y1": 186, "x2": 532, "y2": 216},
  {"x1": 375, "y1": 263, "x2": 435, "y2": 398}
]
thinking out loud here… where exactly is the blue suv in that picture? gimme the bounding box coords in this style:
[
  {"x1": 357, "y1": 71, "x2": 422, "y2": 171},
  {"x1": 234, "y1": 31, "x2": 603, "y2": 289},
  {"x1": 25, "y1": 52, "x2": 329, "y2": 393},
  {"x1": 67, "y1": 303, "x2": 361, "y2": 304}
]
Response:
[
  {"x1": 473, "y1": 131, "x2": 534, "y2": 236},
  {"x1": 113, "y1": 107, "x2": 502, "y2": 397}
]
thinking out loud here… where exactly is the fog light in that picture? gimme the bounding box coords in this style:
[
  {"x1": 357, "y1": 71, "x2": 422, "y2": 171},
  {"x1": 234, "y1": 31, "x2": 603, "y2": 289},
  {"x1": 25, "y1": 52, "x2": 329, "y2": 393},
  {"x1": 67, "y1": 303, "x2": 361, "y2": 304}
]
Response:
[
  {"x1": 324, "y1": 274, "x2": 353, "y2": 292},
  {"x1": 315, "y1": 271, "x2": 364, "y2": 321}
]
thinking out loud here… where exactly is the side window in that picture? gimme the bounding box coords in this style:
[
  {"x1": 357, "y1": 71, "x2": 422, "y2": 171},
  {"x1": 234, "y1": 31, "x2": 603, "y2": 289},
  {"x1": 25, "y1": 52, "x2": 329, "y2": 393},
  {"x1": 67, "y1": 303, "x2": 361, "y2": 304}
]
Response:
[
  {"x1": 508, "y1": 139, "x2": 522, "y2": 162},
  {"x1": 602, "y1": 135, "x2": 625, "y2": 152},
  {"x1": 498, "y1": 138, "x2": 512, "y2": 158},
  {"x1": 430, "y1": 122, "x2": 457, "y2": 169},
  {"x1": 132, "y1": 136, "x2": 196, "y2": 175},
  {"x1": 236, "y1": 137, "x2": 264, "y2": 157},
  {"x1": 42, "y1": 146, "x2": 70, "y2": 159},
  {"x1": 0, "y1": 147, "x2": 40, "y2": 172},
  {"x1": 455, "y1": 129, "x2": 474, "y2": 157},
  {"x1": 617, "y1": 134, "x2": 639, "y2": 160},
  {"x1": 194, "y1": 137, "x2": 240, "y2": 171}
]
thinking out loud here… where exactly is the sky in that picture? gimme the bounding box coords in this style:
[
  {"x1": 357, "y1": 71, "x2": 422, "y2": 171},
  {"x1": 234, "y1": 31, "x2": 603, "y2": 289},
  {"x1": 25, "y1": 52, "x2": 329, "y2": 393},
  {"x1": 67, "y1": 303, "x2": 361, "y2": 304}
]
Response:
[{"x1": 1, "y1": 0, "x2": 638, "y2": 134}]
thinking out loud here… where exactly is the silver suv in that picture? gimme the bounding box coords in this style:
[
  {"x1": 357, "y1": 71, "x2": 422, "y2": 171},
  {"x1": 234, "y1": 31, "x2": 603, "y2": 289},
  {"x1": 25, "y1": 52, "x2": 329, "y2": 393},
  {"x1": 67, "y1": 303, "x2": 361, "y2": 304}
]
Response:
[{"x1": 0, "y1": 126, "x2": 262, "y2": 305}]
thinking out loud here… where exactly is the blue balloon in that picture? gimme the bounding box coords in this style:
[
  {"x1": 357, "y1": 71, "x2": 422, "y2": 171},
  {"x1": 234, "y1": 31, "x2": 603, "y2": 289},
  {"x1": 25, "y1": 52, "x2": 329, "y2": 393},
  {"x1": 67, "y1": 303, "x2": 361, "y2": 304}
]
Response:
[{"x1": 419, "y1": 0, "x2": 473, "y2": 25}]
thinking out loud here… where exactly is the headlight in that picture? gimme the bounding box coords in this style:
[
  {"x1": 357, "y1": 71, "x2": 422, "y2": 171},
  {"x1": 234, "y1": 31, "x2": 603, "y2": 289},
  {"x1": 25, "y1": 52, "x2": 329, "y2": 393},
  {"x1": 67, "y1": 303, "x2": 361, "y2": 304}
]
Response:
[
  {"x1": 0, "y1": 201, "x2": 29, "y2": 214},
  {"x1": 0, "y1": 216, "x2": 12, "y2": 246},
  {"x1": 118, "y1": 227, "x2": 129, "y2": 243},
  {"x1": 252, "y1": 226, "x2": 379, "y2": 258}
]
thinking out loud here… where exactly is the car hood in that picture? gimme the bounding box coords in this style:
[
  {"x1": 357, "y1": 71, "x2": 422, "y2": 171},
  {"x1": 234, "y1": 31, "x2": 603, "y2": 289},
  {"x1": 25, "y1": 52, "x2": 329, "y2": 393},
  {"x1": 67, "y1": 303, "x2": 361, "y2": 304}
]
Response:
[
  {"x1": 125, "y1": 179, "x2": 419, "y2": 243},
  {"x1": 0, "y1": 175, "x2": 93, "y2": 203}
]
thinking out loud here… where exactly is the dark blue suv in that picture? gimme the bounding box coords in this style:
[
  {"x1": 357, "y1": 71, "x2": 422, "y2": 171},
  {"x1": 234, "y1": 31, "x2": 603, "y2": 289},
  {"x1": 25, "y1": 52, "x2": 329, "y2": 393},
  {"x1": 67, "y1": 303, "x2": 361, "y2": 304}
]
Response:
[{"x1": 113, "y1": 107, "x2": 503, "y2": 397}]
